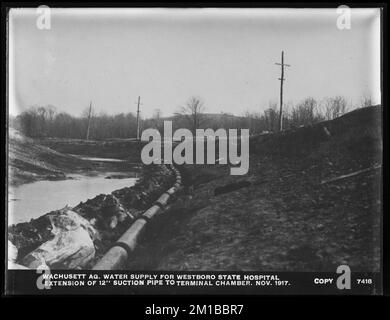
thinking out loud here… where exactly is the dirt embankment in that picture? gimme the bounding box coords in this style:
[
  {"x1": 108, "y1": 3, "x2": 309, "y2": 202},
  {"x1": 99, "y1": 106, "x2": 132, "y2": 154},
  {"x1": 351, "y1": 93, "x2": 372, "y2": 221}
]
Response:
[
  {"x1": 8, "y1": 165, "x2": 175, "y2": 269},
  {"x1": 127, "y1": 106, "x2": 382, "y2": 272},
  {"x1": 40, "y1": 138, "x2": 143, "y2": 162},
  {"x1": 8, "y1": 129, "x2": 84, "y2": 186},
  {"x1": 8, "y1": 131, "x2": 175, "y2": 269},
  {"x1": 8, "y1": 130, "x2": 142, "y2": 186}
]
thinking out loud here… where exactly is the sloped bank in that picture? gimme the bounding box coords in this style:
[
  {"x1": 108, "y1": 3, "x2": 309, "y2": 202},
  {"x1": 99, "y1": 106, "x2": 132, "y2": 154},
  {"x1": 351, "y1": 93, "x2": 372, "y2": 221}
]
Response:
[
  {"x1": 8, "y1": 165, "x2": 176, "y2": 269},
  {"x1": 8, "y1": 129, "x2": 140, "y2": 187},
  {"x1": 124, "y1": 106, "x2": 382, "y2": 272},
  {"x1": 93, "y1": 165, "x2": 182, "y2": 270}
]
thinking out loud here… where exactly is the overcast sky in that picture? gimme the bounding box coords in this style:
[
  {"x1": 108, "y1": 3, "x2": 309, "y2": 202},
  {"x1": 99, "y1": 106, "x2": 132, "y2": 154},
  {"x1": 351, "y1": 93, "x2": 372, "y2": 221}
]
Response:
[{"x1": 8, "y1": 8, "x2": 381, "y2": 118}]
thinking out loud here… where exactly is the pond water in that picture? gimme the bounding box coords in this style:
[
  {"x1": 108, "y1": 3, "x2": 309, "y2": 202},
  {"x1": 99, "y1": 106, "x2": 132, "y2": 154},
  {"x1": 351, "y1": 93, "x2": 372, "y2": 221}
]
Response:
[{"x1": 8, "y1": 174, "x2": 137, "y2": 226}]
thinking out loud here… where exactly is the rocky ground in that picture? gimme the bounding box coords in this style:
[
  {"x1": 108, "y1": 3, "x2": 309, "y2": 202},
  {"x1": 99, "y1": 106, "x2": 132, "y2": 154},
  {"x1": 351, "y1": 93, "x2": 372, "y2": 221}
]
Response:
[
  {"x1": 8, "y1": 165, "x2": 175, "y2": 269},
  {"x1": 8, "y1": 106, "x2": 382, "y2": 272},
  {"x1": 127, "y1": 106, "x2": 382, "y2": 272},
  {"x1": 8, "y1": 130, "x2": 175, "y2": 269}
]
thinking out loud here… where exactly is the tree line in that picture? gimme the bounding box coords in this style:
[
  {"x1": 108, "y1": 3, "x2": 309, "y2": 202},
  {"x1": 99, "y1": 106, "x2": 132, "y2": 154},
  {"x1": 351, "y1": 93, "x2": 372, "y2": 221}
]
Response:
[
  {"x1": 10, "y1": 95, "x2": 373, "y2": 140},
  {"x1": 10, "y1": 105, "x2": 138, "y2": 139}
]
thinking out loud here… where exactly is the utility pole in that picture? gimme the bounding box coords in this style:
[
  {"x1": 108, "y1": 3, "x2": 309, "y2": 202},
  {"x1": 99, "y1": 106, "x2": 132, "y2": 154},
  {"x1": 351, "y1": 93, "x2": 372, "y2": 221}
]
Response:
[
  {"x1": 86, "y1": 101, "x2": 92, "y2": 140},
  {"x1": 135, "y1": 96, "x2": 142, "y2": 140},
  {"x1": 275, "y1": 51, "x2": 290, "y2": 131}
]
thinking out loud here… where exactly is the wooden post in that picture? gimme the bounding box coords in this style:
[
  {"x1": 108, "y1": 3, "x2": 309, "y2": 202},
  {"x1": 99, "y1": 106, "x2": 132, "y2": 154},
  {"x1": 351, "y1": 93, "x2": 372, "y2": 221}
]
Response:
[
  {"x1": 86, "y1": 101, "x2": 92, "y2": 140},
  {"x1": 135, "y1": 96, "x2": 141, "y2": 140},
  {"x1": 275, "y1": 51, "x2": 290, "y2": 132},
  {"x1": 279, "y1": 51, "x2": 284, "y2": 131}
]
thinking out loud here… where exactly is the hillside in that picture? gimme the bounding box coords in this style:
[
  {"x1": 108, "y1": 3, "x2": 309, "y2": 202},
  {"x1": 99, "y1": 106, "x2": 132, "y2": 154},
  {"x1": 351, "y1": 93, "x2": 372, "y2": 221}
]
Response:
[
  {"x1": 127, "y1": 106, "x2": 382, "y2": 272},
  {"x1": 8, "y1": 129, "x2": 135, "y2": 186},
  {"x1": 8, "y1": 129, "x2": 82, "y2": 186}
]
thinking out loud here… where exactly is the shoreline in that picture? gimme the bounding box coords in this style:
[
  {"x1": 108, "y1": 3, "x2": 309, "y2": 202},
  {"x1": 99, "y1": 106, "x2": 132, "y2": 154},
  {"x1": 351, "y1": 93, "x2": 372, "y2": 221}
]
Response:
[{"x1": 8, "y1": 164, "x2": 176, "y2": 269}]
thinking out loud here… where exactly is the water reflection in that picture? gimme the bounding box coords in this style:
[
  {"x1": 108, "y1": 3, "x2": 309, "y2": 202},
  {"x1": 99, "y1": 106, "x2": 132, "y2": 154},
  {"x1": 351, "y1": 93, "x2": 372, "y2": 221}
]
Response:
[{"x1": 8, "y1": 174, "x2": 137, "y2": 225}]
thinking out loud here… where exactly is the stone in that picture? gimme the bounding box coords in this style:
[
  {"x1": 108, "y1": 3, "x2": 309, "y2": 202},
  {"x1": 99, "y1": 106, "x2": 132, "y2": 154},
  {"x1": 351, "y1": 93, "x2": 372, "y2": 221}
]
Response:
[
  {"x1": 21, "y1": 209, "x2": 96, "y2": 269},
  {"x1": 8, "y1": 241, "x2": 18, "y2": 264}
]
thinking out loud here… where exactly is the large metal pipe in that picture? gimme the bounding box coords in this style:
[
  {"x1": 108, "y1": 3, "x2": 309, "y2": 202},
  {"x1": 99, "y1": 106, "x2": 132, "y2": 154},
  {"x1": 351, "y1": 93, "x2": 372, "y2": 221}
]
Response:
[
  {"x1": 156, "y1": 193, "x2": 170, "y2": 207},
  {"x1": 143, "y1": 204, "x2": 162, "y2": 220},
  {"x1": 173, "y1": 182, "x2": 181, "y2": 189},
  {"x1": 166, "y1": 187, "x2": 176, "y2": 195},
  {"x1": 93, "y1": 219, "x2": 147, "y2": 270},
  {"x1": 92, "y1": 165, "x2": 181, "y2": 270}
]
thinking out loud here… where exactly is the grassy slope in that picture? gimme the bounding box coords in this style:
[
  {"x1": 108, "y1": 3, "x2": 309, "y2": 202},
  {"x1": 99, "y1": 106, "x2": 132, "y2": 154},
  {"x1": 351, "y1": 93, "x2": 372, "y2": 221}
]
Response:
[{"x1": 127, "y1": 106, "x2": 382, "y2": 272}]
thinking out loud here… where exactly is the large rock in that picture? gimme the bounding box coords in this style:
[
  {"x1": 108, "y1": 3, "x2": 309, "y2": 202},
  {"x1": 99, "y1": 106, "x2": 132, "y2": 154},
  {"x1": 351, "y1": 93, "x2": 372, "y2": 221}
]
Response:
[
  {"x1": 7, "y1": 241, "x2": 27, "y2": 269},
  {"x1": 9, "y1": 164, "x2": 175, "y2": 269},
  {"x1": 20, "y1": 209, "x2": 96, "y2": 269},
  {"x1": 8, "y1": 240, "x2": 18, "y2": 263}
]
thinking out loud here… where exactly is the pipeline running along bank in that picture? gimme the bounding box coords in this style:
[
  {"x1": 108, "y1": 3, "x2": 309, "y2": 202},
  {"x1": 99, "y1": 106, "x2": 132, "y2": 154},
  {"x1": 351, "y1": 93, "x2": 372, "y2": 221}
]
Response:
[
  {"x1": 93, "y1": 165, "x2": 182, "y2": 270},
  {"x1": 8, "y1": 164, "x2": 180, "y2": 270}
]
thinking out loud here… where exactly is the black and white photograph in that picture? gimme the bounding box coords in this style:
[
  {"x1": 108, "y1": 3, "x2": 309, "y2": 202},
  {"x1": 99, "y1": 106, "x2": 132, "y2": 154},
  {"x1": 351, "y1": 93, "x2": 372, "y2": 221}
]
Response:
[{"x1": 3, "y1": 5, "x2": 384, "y2": 295}]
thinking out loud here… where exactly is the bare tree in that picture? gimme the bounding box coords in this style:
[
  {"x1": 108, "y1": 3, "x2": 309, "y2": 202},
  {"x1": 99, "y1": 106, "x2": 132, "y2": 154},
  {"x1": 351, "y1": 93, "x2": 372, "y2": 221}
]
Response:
[
  {"x1": 46, "y1": 105, "x2": 56, "y2": 121},
  {"x1": 323, "y1": 96, "x2": 348, "y2": 120},
  {"x1": 81, "y1": 104, "x2": 97, "y2": 140},
  {"x1": 151, "y1": 108, "x2": 164, "y2": 133},
  {"x1": 264, "y1": 101, "x2": 279, "y2": 132},
  {"x1": 179, "y1": 96, "x2": 206, "y2": 134},
  {"x1": 153, "y1": 108, "x2": 162, "y2": 119},
  {"x1": 360, "y1": 95, "x2": 373, "y2": 108}
]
